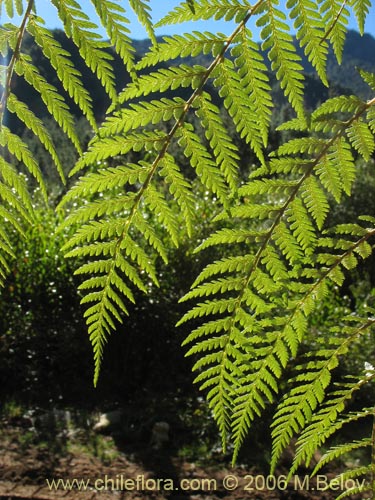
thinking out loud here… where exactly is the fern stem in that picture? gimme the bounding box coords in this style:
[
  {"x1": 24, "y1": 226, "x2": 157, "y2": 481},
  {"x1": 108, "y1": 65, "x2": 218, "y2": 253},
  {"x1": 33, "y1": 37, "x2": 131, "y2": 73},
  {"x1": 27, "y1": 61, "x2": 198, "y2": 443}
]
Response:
[
  {"x1": 0, "y1": 0, "x2": 35, "y2": 130},
  {"x1": 320, "y1": 0, "x2": 349, "y2": 46},
  {"x1": 229, "y1": 97, "x2": 375, "y2": 461}
]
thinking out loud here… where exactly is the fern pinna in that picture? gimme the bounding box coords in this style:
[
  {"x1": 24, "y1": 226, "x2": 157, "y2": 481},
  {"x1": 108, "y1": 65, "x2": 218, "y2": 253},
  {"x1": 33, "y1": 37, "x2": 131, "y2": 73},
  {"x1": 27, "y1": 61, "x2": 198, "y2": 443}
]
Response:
[{"x1": 1, "y1": 0, "x2": 375, "y2": 491}]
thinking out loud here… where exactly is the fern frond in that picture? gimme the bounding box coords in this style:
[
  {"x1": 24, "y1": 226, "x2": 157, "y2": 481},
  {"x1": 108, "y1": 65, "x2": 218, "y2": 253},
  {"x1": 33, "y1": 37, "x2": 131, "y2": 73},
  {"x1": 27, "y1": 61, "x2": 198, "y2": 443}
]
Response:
[
  {"x1": 1, "y1": 0, "x2": 23, "y2": 18},
  {"x1": 177, "y1": 123, "x2": 229, "y2": 206},
  {"x1": 141, "y1": 182, "x2": 181, "y2": 246},
  {"x1": 0, "y1": 180, "x2": 33, "y2": 224},
  {"x1": 292, "y1": 404, "x2": 372, "y2": 476},
  {"x1": 212, "y1": 58, "x2": 266, "y2": 164},
  {"x1": 26, "y1": 19, "x2": 97, "y2": 131},
  {"x1": 68, "y1": 225, "x2": 160, "y2": 385},
  {"x1": 0, "y1": 126, "x2": 47, "y2": 199},
  {"x1": 90, "y1": 0, "x2": 135, "y2": 72},
  {"x1": 315, "y1": 150, "x2": 343, "y2": 202},
  {"x1": 351, "y1": 0, "x2": 371, "y2": 35},
  {"x1": 360, "y1": 69, "x2": 375, "y2": 93},
  {"x1": 320, "y1": 0, "x2": 350, "y2": 63},
  {"x1": 287, "y1": 0, "x2": 329, "y2": 85},
  {"x1": 0, "y1": 156, "x2": 34, "y2": 216},
  {"x1": 272, "y1": 221, "x2": 305, "y2": 264},
  {"x1": 301, "y1": 176, "x2": 330, "y2": 230},
  {"x1": 346, "y1": 118, "x2": 375, "y2": 162},
  {"x1": 136, "y1": 32, "x2": 228, "y2": 70},
  {"x1": 231, "y1": 26, "x2": 273, "y2": 145},
  {"x1": 257, "y1": 1, "x2": 305, "y2": 116},
  {"x1": 156, "y1": 0, "x2": 251, "y2": 27},
  {"x1": 318, "y1": 439, "x2": 372, "y2": 472},
  {"x1": 275, "y1": 317, "x2": 375, "y2": 474},
  {"x1": 128, "y1": 0, "x2": 156, "y2": 45},
  {"x1": 158, "y1": 154, "x2": 196, "y2": 237},
  {"x1": 100, "y1": 98, "x2": 186, "y2": 138},
  {"x1": 0, "y1": 22, "x2": 20, "y2": 55},
  {"x1": 194, "y1": 92, "x2": 240, "y2": 193},
  {"x1": 59, "y1": 164, "x2": 151, "y2": 209},
  {"x1": 118, "y1": 64, "x2": 207, "y2": 102},
  {"x1": 51, "y1": 0, "x2": 116, "y2": 100},
  {"x1": 286, "y1": 196, "x2": 317, "y2": 254},
  {"x1": 7, "y1": 93, "x2": 65, "y2": 182},
  {"x1": 16, "y1": 52, "x2": 81, "y2": 157},
  {"x1": 69, "y1": 131, "x2": 166, "y2": 176}
]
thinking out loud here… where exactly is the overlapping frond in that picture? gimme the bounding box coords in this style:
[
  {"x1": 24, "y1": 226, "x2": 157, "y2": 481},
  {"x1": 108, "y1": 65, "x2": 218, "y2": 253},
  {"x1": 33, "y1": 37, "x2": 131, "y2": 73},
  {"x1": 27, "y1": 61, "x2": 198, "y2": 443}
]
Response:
[
  {"x1": 271, "y1": 316, "x2": 375, "y2": 472},
  {"x1": 180, "y1": 92, "x2": 375, "y2": 463}
]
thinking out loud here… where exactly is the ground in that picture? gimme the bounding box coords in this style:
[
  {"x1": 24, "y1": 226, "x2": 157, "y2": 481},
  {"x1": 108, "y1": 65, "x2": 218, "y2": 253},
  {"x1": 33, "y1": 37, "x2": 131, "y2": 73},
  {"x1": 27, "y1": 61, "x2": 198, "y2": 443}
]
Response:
[{"x1": 0, "y1": 412, "x2": 366, "y2": 500}]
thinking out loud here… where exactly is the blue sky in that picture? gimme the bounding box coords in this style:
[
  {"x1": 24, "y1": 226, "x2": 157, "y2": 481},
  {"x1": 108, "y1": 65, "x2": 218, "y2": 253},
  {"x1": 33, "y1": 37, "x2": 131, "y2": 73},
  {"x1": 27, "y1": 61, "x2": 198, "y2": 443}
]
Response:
[{"x1": 2, "y1": 0, "x2": 374, "y2": 40}]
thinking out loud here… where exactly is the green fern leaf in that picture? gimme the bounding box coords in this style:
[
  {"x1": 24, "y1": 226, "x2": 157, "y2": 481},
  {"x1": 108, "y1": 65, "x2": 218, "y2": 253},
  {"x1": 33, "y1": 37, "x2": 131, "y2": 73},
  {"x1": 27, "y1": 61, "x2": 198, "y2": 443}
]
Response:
[
  {"x1": 136, "y1": 31, "x2": 228, "y2": 70},
  {"x1": 0, "y1": 22, "x2": 19, "y2": 55},
  {"x1": 287, "y1": 0, "x2": 329, "y2": 85},
  {"x1": 118, "y1": 65, "x2": 207, "y2": 102},
  {"x1": 301, "y1": 175, "x2": 329, "y2": 230},
  {"x1": 69, "y1": 131, "x2": 166, "y2": 176},
  {"x1": 51, "y1": 0, "x2": 117, "y2": 100},
  {"x1": 156, "y1": 0, "x2": 251, "y2": 27},
  {"x1": 192, "y1": 255, "x2": 252, "y2": 288},
  {"x1": 231, "y1": 27, "x2": 273, "y2": 145},
  {"x1": 315, "y1": 152, "x2": 342, "y2": 202},
  {"x1": 0, "y1": 180, "x2": 33, "y2": 224},
  {"x1": 7, "y1": 93, "x2": 65, "y2": 182},
  {"x1": 59, "y1": 164, "x2": 151, "y2": 209},
  {"x1": 0, "y1": 156, "x2": 34, "y2": 216},
  {"x1": 320, "y1": 0, "x2": 349, "y2": 63},
  {"x1": 128, "y1": 0, "x2": 156, "y2": 45},
  {"x1": 346, "y1": 118, "x2": 375, "y2": 162},
  {"x1": 0, "y1": 126, "x2": 47, "y2": 199},
  {"x1": 26, "y1": 20, "x2": 97, "y2": 131},
  {"x1": 212, "y1": 58, "x2": 265, "y2": 164},
  {"x1": 91, "y1": 0, "x2": 135, "y2": 72},
  {"x1": 142, "y1": 183, "x2": 181, "y2": 247},
  {"x1": 158, "y1": 154, "x2": 196, "y2": 237},
  {"x1": 177, "y1": 123, "x2": 229, "y2": 206},
  {"x1": 286, "y1": 197, "x2": 317, "y2": 254},
  {"x1": 257, "y1": 1, "x2": 305, "y2": 116},
  {"x1": 360, "y1": 69, "x2": 375, "y2": 92},
  {"x1": 15, "y1": 52, "x2": 81, "y2": 156},
  {"x1": 351, "y1": 0, "x2": 371, "y2": 35},
  {"x1": 272, "y1": 221, "x2": 305, "y2": 264},
  {"x1": 102, "y1": 98, "x2": 186, "y2": 137},
  {"x1": 194, "y1": 92, "x2": 240, "y2": 193}
]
